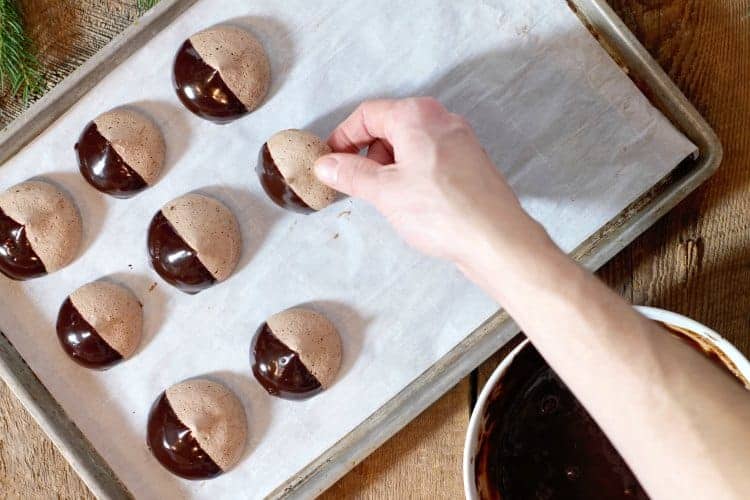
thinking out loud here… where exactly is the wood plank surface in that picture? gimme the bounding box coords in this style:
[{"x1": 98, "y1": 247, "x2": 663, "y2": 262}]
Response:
[
  {"x1": 0, "y1": 0, "x2": 139, "y2": 128},
  {"x1": 1, "y1": 0, "x2": 749, "y2": 498}
]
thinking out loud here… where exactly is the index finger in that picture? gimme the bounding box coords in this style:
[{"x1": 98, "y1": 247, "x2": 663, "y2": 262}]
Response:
[{"x1": 327, "y1": 99, "x2": 397, "y2": 153}]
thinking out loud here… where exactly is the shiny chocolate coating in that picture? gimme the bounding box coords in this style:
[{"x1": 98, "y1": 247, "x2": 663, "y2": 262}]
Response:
[
  {"x1": 173, "y1": 40, "x2": 248, "y2": 124},
  {"x1": 0, "y1": 207, "x2": 47, "y2": 280},
  {"x1": 56, "y1": 298, "x2": 123, "y2": 369},
  {"x1": 147, "y1": 211, "x2": 216, "y2": 294},
  {"x1": 251, "y1": 323, "x2": 322, "y2": 399},
  {"x1": 257, "y1": 143, "x2": 314, "y2": 214},
  {"x1": 75, "y1": 122, "x2": 148, "y2": 198},
  {"x1": 147, "y1": 392, "x2": 222, "y2": 480},
  {"x1": 474, "y1": 344, "x2": 647, "y2": 500}
]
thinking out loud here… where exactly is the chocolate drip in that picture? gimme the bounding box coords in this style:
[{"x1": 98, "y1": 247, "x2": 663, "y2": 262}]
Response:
[
  {"x1": 147, "y1": 211, "x2": 216, "y2": 294},
  {"x1": 56, "y1": 298, "x2": 123, "y2": 369},
  {"x1": 0, "y1": 207, "x2": 47, "y2": 280},
  {"x1": 173, "y1": 40, "x2": 248, "y2": 124},
  {"x1": 475, "y1": 344, "x2": 648, "y2": 500},
  {"x1": 251, "y1": 323, "x2": 322, "y2": 399},
  {"x1": 257, "y1": 143, "x2": 314, "y2": 214},
  {"x1": 75, "y1": 122, "x2": 148, "y2": 198},
  {"x1": 147, "y1": 392, "x2": 222, "y2": 480}
]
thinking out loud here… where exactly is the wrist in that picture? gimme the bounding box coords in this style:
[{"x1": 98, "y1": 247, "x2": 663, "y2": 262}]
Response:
[
  {"x1": 455, "y1": 206, "x2": 554, "y2": 274},
  {"x1": 455, "y1": 211, "x2": 583, "y2": 307}
]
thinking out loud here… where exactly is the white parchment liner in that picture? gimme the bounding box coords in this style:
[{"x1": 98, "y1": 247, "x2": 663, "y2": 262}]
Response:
[{"x1": 0, "y1": 0, "x2": 695, "y2": 498}]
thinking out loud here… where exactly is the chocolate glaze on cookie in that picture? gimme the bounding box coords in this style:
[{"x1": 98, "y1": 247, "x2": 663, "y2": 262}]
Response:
[
  {"x1": 147, "y1": 193, "x2": 241, "y2": 294},
  {"x1": 173, "y1": 40, "x2": 248, "y2": 124},
  {"x1": 147, "y1": 392, "x2": 222, "y2": 480},
  {"x1": 75, "y1": 122, "x2": 147, "y2": 198},
  {"x1": 76, "y1": 108, "x2": 164, "y2": 198},
  {"x1": 251, "y1": 308, "x2": 342, "y2": 400},
  {"x1": 257, "y1": 143, "x2": 313, "y2": 214},
  {"x1": 251, "y1": 323, "x2": 323, "y2": 399},
  {"x1": 147, "y1": 379, "x2": 247, "y2": 480},
  {"x1": 56, "y1": 281, "x2": 143, "y2": 369},
  {"x1": 0, "y1": 181, "x2": 82, "y2": 279},
  {"x1": 56, "y1": 298, "x2": 123, "y2": 369},
  {"x1": 0, "y1": 207, "x2": 47, "y2": 280},
  {"x1": 258, "y1": 130, "x2": 337, "y2": 214},
  {"x1": 173, "y1": 26, "x2": 270, "y2": 124},
  {"x1": 147, "y1": 211, "x2": 216, "y2": 294}
]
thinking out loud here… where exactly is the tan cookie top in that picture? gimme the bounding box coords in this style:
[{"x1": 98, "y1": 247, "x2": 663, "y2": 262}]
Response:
[
  {"x1": 267, "y1": 130, "x2": 337, "y2": 211},
  {"x1": 166, "y1": 379, "x2": 247, "y2": 472},
  {"x1": 0, "y1": 181, "x2": 82, "y2": 273},
  {"x1": 161, "y1": 194, "x2": 241, "y2": 282},
  {"x1": 267, "y1": 307, "x2": 342, "y2": 388},
  {"x1": 94, "y1": 108, "x2": 166, "y2": 185},
  {"x1": 190, "y1": 26, "x2": 270, "y2": 112},
  {"x1": 70, "y1": 281, "x2": 143, "y2": 358}
]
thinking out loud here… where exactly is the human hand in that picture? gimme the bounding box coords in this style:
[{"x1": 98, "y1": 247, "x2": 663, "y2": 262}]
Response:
[{"x1": 314, "y1": 97, "x2": 552, "y2": 271}]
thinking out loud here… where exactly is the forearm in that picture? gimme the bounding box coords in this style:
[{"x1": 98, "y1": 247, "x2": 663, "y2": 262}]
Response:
[
  {"x1": 315, "y1": 97, "x2": 750, "y2": 497},
  {"x1": 462, "y1": 217, "x2": 750, "y2": 499}
]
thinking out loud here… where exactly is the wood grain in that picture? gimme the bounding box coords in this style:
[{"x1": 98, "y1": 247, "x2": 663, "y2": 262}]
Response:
[
  {"x1": 0, "y1": 380, "x2": 93, "y2": 498},
  {"x1": 1, "y1": 0, "x2": 749, "y2": 498},
  {"x1": 0, "y1": 1, "x2": 139, "y2": 128},
  {"x1": 603, "y1": 0, "x2": 750, "y2": 353}
]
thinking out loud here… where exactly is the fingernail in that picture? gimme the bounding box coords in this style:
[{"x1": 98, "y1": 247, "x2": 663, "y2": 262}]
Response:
[{"x1": 314, "y1": 157, "x2": 339, "y2": 184}]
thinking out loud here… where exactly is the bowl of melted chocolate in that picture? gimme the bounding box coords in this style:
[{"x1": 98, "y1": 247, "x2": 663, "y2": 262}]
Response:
[{"x1": 464, "y1": 306, "x2": 750, "y2": 500}]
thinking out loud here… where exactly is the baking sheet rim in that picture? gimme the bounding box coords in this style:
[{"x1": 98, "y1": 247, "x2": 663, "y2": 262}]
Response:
[{"x1": 0, "y1": 0, "x2": 722, "y2": 498}]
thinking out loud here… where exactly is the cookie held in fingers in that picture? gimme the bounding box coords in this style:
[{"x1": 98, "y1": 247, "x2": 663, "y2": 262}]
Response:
[
  {"x1": 147, "y1": 193, "x2": 241, "y2": 294},
  {"x1": 257, "y1": 129, "x2": 337, "y2": 213},
  {"x1": 0, "y1": 180, "x2": 82, "y2": 280},
  {"x1": 56, "y1": 281, "x2": 143, "y2": 370},
  {"x1": 173, "y1": 26, "x2": 270, "y2": 123},
  {"x1": 251, "y1": 307, "x2": 342, "y2": 399},
  {"x1": 76, "y1": 108, "x2": 165, "y2": 198},
  {"x1": 147, "y1": 379, "x2": 247, "y2": 480}
]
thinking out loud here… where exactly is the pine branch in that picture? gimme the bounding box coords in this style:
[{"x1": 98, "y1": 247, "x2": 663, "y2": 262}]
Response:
[
  {"x1": 0, "y1": 0, "x2": 44, "y2": 104},
  {"x1": 137, "y1": 0, "x2": 160, "y2": 13}
]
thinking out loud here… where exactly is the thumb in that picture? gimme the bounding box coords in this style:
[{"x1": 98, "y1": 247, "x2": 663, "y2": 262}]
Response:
[{"x1": 314, "y1": 153, "x2": 381, "y2": 200}]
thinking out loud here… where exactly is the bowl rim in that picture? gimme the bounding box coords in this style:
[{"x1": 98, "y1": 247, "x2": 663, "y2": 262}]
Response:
[{"x1": 462, "y1": 306, "x2": 750, "y2": 499}]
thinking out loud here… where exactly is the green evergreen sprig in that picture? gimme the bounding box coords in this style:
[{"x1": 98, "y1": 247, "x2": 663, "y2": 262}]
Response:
[
  {"x1": 0, "y1": 0, "x2": 159, "y2": 104},
  {"x1": 137, "y1": 0, "x2": 160, "y2": 13},
  {"x1": 0, "y1": 0, "x2": 44, "y2": 104}
]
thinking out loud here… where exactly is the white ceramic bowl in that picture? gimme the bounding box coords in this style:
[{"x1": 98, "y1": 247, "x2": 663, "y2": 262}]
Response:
[{"x1": 463, "y1": 306, "x2": 750, "y2": 499}]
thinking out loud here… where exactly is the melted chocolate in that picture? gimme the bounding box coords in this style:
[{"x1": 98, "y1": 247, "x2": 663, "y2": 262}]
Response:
[
  {"x1": 257, "y1": 143, "x2": 314, "y2": 214},
  {"x1": 661, "y1": 322, "x2": 742, "y2": 382},
  {"x1": 56, "y1": 298, "x2": 123, "y2": 369},
  {"x1": 147, "y1": 392, "x2": 222, "y2": 480},
  {"x1": 0, "y1": 207, "x2": 47, "y2": 280},
  {"x1": 75, "y1": 122, "x2": 148, "y2": 198},
  {"x1": 173, "y1": 40, "x2": 248, "y2": 124},
  {"x1": 475, "y1": 344, "x2": 648, "y2": 500},
  {"x1": 147, "y1": 211, "x2": 216, "y2": 294},
  {"x1": 251, "y1": 323, "x2": 322, "y2": 399}
]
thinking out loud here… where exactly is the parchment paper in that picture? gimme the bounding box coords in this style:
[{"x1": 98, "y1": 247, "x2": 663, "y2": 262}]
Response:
[{"x1": 0, "y1": 0, "x2": 695, "y2": 498}]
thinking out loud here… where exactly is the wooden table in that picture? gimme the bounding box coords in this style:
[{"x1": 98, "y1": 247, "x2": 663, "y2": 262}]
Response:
[{"x1": 2, "y1": 0, "x2": 749, "y2": 497}]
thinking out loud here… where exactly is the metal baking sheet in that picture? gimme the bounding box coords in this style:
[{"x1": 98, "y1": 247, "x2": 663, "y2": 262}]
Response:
[{"x1": 0, "y1": 0, "x2": 721, "y2": 498}]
